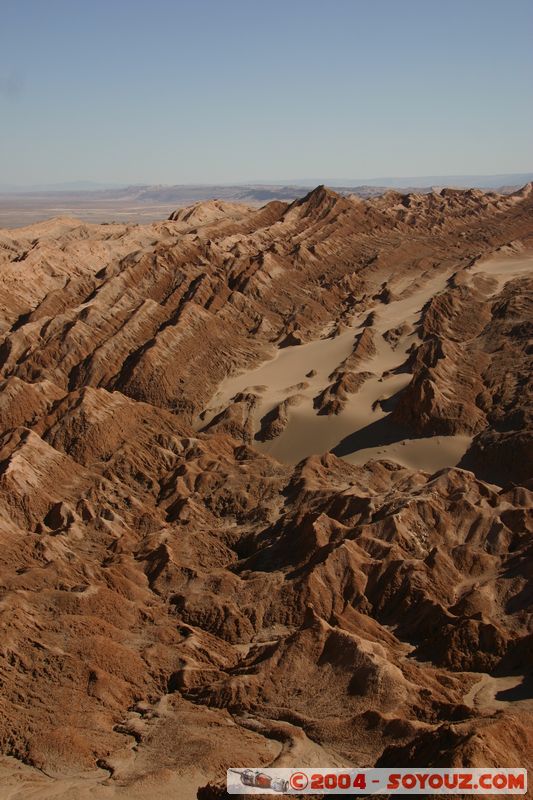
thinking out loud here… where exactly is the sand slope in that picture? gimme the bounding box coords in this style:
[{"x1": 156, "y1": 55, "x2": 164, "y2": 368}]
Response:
[{"x1": 202, "y1": 270, "x2": 477, "y2": 470}]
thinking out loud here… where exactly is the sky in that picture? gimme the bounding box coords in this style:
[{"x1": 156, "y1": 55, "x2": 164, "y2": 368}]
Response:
[{"x1": 0, "y1": 0, "x2": 532, "y2": 186}]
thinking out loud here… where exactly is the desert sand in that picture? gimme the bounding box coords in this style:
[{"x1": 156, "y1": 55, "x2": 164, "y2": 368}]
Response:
[{"x1": 202, "y1": 252, "x2": 533, "y2": 472}]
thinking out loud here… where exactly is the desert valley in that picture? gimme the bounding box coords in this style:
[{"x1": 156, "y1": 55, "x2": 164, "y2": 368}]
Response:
[{"x1": 0, "y1": 182, "x2": 530, "y2": 797}]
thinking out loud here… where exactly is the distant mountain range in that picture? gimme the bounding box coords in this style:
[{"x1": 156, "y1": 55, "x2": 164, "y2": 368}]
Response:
[
  {"x1": 277, "y1": 172, "x2": 533, "y2": 189},
  {"x1": 1, "y1": 172, "x2": 532, "y2": 196},
  {"x1": 2, "y1": 175, "x2": 532, "y2": 228}
]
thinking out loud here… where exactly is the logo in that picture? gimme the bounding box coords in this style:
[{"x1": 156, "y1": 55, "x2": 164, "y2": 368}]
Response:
[{"x1": 227, "y1": 767, "x2": 527, "y2": 794}]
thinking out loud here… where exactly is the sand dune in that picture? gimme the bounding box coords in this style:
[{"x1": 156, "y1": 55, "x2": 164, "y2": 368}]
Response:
[
  {"x1": 469, "y1": 247, "x2": 533, "y2": 290},
  {"x1": 202, "y1": 269, "x2": 475, "y2": 471}
]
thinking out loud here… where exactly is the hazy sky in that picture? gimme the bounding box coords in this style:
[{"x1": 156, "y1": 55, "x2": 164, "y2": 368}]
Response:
[{"x1": 1, "y1": 0, "x2": 532, "y2": 185}]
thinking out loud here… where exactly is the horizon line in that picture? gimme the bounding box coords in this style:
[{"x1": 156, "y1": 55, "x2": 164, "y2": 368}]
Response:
[{"x1": 2, "y1": 170, "x2": 533, "y2": 193}]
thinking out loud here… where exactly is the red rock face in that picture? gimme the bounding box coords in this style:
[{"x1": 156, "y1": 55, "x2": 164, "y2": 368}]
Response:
[{"x1": 0, "y1": 185, "x2": 531, "y2": 797}]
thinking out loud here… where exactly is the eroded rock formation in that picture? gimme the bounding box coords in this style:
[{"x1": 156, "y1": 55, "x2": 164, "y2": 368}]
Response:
[{"x1": 0, "y1": 185, "x2": 531, "y2": 798}]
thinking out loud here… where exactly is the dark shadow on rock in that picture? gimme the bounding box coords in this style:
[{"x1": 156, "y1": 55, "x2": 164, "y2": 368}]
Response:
[
  {"x1": 496, "y1": 675, "x2": 533, "y2": 702},
  {"x1": 458, "y1": 429, "x2": 533, "y2": 487},
  {"x1": 377, "y1": 388, "x2": 406, "y2": 413},
  {"x1": 332, "y1": 415, "x2": 415, "y2": 458},
  {"x1": 382, "y1": 357, "x2": 413, "y2": 377},
  {"x1": 254, "y1": 405, "x2": 280, "y2": 442}
]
